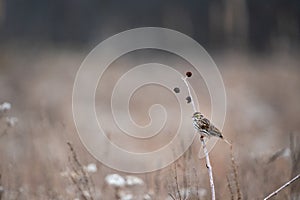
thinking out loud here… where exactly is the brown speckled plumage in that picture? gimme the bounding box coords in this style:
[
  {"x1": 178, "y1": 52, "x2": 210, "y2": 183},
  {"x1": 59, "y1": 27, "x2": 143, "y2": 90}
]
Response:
[{"x1": 192, "y1": 112, "x2": 224, "y2": 139}]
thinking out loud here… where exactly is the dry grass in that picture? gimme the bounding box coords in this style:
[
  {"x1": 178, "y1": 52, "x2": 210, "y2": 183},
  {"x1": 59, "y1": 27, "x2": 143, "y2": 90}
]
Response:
[
  {"x1": 66, "y1": 142, "x2": 95, "y2": 200},
  {"x1": 228, "y1": 145, "x2": 241, "y2": 200},
  {"x1": 0, "y1": 47, "x2": 300, "y2": 199}
]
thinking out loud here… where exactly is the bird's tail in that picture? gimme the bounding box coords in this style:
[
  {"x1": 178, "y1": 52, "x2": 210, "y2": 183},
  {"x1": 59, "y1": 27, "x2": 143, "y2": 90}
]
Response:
[
  {"x1": 210, "y1": 126, "x2": 232, "y2": 145},
  {"x1": 218, "y1": 134, "x2": 231, "y2": 145}
]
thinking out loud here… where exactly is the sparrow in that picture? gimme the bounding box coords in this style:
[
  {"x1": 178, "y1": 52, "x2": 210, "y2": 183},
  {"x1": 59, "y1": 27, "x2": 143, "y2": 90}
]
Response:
[{"x1": 192, "y1": 112, "x2": 227, "y2": 141}]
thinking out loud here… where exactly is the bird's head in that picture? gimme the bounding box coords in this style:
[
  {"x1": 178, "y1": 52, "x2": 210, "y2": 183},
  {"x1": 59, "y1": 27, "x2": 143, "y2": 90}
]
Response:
[{"x1": 192, "y1": 112, "x2": 203, "y2": 121}]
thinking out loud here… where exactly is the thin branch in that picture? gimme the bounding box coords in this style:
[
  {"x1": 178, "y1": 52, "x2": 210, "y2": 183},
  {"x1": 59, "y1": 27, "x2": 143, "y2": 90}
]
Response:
[
  {"x1": 193, "y1": 167, "x2": 200, "y2": 200},
  {"x1": 230, "y1": 145, "x2": 242, "y2": 200},
  {"x1": 69, "y1": 174, "x2": 89, "y2": 200},
  {"x1": 226, "y1": 175, "x2": 234, "y2": 200},
  {"x1": 264, "y1": 173, "x2": 300, "y2": 200},
  {"x1": 67, "y1": 142, "x2": 94, "y2": 200},
  {"x1": 168, "y1": 193, "x2": 176, "y2": 200},
  {"x1": 200, "y1": 136, "x2": 216, "y2": 200},
  {"x1": 181, "y1": 76, "x2": 197, "y2": 112},
  {"x1": 174, "y1": 164, "x2": 182, "y2": 200},
  {"x1": 182, "y1": 75, "x2": 216, "y2": 200}
]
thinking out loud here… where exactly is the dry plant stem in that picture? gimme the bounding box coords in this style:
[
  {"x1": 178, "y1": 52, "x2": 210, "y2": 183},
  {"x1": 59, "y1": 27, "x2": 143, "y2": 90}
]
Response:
[
  {"x1": 264, "y1": 173, "x2": 300, "y2": 200},
  {"x1": 69, "y1": 175, "x2": 89, "y2": 200},
  {"x1": 230, "y1": 145, "x2": 242, "y2": 200},
  {"x1": 168, "y1": 193, "x2": 176, "y2": 200},
  {"x1": 193, "y1": 167, "x2": 200, "y2": 199},
  {"x1": 226, "y1": 175, "x2": 234, "y2": 200},
  {"x1": 200, "y1": 137, "x2": 216, "y2": 200},
  {"x1": 174, "y1": 164, "x2": 182, "y2": 200},
  {"x1": 67, "y1": 142, "x2": 94, "y2": 200},
  {"x1": 289, "y1": 132, "x2": 300, "y2": 195},
  {"x1": 154, "y1": 169, "x2": 161, "y2": 196},
  {"x1": 181, "y1": 77, "x2": 197, "y2": 112},
  {"x1": 182, "y1": 75, "x2": 216, "y2": 200}
]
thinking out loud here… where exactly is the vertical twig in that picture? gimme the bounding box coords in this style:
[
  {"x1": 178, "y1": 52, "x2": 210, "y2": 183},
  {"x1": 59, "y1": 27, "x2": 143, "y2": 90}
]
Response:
[
  {"x1": 154, "y1": 169, "x2": 161, "y2": 197},
  {"x1": 230, "y1": 145, "x2": 242, "y2": 200},
  {"x1": 168, "y1": 193, "x2": 176, "y2": 200},
  {"x1": 200, "y1": 137, "x2": 216, "y2": 200},
  {"x1": 174, "y1": 163, "x2": 182, "y2": 200},
  {"x1": 226, "y1": 175, "x2": 234, "y2": 200},
  {"x1": 264, "y1": 174, "x2": 300, "y2": 200},
  {"x1": 181, "y1": 140, "x2": 190, "y2": 200},
  {"x1": 182, "y1": 74, "x2": 216, "y2": 200},
  {"x1": 193, "y1": 167, "x2": 200, "y2": 200},
  {"x1": 67, "y1": 142, "x2": 94, "y2": 200},
  {"x1": 289, "y1": 132, "x2": 300, "y2": 197},
  {"x1": 181, "y1": 77, "x2": 197, "y2": 112}
]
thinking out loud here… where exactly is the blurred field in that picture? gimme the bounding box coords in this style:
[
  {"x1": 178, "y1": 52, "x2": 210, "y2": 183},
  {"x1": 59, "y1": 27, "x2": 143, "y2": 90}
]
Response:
[{"x1": 0, "y1": 46, "x2": 300, "y2": 200}]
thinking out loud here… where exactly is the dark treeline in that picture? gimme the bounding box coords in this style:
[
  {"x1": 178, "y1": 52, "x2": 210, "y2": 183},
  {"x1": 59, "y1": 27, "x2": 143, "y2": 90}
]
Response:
[{"x1": 0, "y1": 0, "x2": 299, "y2": 51}]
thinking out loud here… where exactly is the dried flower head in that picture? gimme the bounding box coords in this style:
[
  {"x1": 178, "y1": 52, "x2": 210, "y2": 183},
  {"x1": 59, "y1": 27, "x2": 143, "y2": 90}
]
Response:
[
  {"x1": 173, "y1": 87, "x2": 180, "y2": 93},
  {"x1": 186, "y1": 71, "x2": 192, "y2": 77},
  {"x1": 186, "y1": 96, "x2": 191, "y2": 104}
]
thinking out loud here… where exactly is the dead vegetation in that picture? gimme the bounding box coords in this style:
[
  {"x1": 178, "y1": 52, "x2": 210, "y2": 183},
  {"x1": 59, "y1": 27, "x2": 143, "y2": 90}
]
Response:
[{"x1": 0, "y1": 49, "x2": 300, "y2": 199}]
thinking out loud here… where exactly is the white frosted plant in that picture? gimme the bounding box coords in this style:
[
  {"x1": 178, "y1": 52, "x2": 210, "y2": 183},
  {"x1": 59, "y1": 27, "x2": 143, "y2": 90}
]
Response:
[
  {"x1": 105, "y1": 174, "x2": 148, "y2": 199},
  {"x1": 105, "y1": 174, "x2": 126, "y2": 187},
  {"x1": 6, "y1": 117, "x2": 18, "y2": 127},
  {"x1": 120, "y1": 192, "x2": 133, "y2": 200},
  {"x1": 84, "y1": 163, "x2": 97, "y2": 173},
  {"x1": 125, "y1": 175, "x2": 144, "y2": 186},
  {"x1": 0, "y1": 102, "x2": 18, "y2": 138},
  {"x1": 143, "y1": 194, "x2": 152, "y2": 200},
  {"x1": 0, "y1": 102, "x2": 11, "y2": 112}
]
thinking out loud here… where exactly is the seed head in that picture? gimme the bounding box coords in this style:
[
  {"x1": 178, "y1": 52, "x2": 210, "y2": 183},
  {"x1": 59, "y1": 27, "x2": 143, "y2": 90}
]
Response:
[{"x1": 186, "y1": 71, "x2": 192, "y2": 77}]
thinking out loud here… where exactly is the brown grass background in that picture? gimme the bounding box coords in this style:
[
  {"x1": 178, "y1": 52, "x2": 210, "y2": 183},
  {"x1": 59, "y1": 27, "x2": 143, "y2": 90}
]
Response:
[{"x1": 0, "y1": 45, "x2": 299, "y2": 200}]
